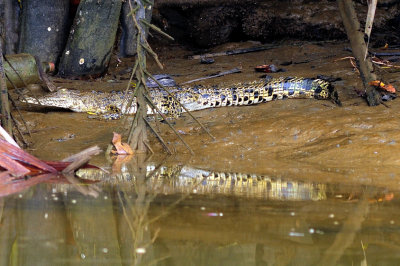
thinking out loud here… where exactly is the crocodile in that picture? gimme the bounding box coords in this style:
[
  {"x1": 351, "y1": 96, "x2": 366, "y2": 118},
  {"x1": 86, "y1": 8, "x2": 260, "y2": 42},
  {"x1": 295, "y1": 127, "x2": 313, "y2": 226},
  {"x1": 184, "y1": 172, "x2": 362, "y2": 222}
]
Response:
[{"x1": 21, "y1": 77, "x2": 341, "y2": 119}]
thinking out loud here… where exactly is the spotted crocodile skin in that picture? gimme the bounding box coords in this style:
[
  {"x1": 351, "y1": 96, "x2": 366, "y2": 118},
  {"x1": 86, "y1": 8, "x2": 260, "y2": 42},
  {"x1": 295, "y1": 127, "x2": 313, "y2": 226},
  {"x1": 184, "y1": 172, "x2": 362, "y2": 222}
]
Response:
[{"x1": 21, "y1": 77, "x2": 340, "y2": 118}]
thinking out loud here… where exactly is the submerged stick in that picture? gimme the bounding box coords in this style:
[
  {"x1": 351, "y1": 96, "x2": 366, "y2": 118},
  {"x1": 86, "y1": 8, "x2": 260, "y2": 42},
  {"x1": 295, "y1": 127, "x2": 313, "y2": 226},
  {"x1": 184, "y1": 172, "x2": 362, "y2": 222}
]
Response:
[{"x1": 182, "y1": 67, "x2": 241, "y2": 84}]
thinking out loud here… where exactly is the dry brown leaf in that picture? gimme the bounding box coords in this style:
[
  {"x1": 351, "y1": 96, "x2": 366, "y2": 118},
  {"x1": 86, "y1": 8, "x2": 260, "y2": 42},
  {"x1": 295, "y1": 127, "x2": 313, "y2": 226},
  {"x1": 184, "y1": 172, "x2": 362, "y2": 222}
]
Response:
[
  {"x1": 368, "y1": 80, "x2": 396, "y2": 93},
  {"x1": 111, "y1": 132, "x2": 134, "y2": 155}
]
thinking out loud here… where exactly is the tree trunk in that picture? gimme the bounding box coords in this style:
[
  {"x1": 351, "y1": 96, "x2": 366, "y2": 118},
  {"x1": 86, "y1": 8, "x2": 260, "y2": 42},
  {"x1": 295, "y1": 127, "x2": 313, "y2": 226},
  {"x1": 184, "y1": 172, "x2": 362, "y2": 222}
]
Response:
[
  {"x1": 337, "y1": 0, "x2": 381, "y2": 106},
  {"x1": 58, "y1": 0, "x2": 122, "y2": 77},
  {"x1": 18, "y1": 0, "x2": 70, "y2": 63},
  {"x1": 4, "y1": 0, "x2": 20, "y2": 54},
  {"x1": 119, "y1": 0, "x2": 153, "y2": 57},
  {"x1": 0, "y1": 42, "x2": 12, "y2": 135}
]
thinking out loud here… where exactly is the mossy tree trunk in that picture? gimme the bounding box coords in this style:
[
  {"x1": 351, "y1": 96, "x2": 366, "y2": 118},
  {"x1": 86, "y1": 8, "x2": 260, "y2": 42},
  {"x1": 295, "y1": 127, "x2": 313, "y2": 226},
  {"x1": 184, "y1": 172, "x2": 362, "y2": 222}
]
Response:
[
  {"x1": 18, "y1": 0, "x2": 70, "y2": 63},
  {"x1": 58, "y1": 0, "x2": 122, "y2": 77}
]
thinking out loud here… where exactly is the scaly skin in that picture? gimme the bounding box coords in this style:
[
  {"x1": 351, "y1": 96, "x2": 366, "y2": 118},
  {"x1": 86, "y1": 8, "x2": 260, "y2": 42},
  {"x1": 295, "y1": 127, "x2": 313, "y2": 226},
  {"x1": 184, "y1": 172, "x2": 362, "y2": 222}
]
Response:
[{"x1": 21, "y1": 77, "x2": 340, "y2": 118}]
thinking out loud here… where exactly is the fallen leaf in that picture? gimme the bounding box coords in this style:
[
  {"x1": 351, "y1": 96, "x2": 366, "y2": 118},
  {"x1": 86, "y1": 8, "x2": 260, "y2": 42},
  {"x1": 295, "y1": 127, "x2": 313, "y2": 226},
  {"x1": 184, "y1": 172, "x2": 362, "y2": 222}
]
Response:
[
  {"x1": 111, "y1": 132, "x2": 134, "y2": 155},
  {"x1": 368, "y1": 80, "x2": 396, "y2": 93},
  {"x1": 0, "y1": 138, "x2": 57, "y2": 174},
  {"x1": 0, "y1": 153, "x2": 30, "y2": 177}
]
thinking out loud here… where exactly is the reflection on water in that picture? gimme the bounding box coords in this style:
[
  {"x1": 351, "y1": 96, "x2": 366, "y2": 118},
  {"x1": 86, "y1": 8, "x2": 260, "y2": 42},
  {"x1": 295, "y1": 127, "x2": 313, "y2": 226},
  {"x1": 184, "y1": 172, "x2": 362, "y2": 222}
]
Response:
[
  {"x1": 0, "y1": 156, "x2": 399, "y2": 265},
  {"x1": 77, "y1": 165, "x2": 327, "y2": 201}
]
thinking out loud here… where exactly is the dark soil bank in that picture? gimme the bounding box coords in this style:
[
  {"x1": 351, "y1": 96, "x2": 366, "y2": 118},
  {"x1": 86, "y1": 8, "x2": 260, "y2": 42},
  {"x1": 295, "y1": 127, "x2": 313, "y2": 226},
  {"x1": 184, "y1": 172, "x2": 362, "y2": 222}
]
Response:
[{"x1": 153, "y1": 0, "x2": 400, "y2": 47}]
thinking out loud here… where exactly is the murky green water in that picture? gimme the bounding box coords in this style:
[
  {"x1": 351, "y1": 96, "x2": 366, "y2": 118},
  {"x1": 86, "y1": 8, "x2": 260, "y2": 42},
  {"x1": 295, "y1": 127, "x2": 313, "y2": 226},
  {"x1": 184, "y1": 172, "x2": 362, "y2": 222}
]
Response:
[{"x1": 1, "y1": 158, "x2": 400, "y2": 266}]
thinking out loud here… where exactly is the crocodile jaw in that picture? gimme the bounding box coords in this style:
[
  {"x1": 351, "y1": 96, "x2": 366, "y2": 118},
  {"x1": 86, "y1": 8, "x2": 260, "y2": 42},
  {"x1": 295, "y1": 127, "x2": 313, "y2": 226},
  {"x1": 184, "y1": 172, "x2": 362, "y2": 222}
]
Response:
[{"x1": 21, "y1": 89, "x2": 92, "y2": 112}]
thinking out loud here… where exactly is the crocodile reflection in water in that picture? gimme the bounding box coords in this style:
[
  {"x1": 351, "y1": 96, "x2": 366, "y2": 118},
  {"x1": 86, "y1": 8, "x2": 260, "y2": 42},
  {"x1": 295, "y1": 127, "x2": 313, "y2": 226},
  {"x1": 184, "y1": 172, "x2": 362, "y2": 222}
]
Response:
[{"x1": 76, "y1": 165, "x2": 327, "y2": 201}]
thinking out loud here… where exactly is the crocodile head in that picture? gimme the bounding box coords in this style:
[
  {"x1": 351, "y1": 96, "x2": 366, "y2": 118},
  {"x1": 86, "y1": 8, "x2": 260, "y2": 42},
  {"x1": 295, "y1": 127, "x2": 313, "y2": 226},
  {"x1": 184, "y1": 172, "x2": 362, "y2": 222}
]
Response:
[{"x1": 21, "y1": 88, "x2": 105, "y2": 113}]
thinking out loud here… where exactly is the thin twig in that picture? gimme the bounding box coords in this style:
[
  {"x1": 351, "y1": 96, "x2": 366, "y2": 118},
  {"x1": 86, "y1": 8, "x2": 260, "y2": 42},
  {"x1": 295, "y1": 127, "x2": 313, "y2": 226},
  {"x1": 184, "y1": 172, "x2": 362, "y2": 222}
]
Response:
[
  {"x1": 122, "y1": 60, "x2": 139, "y2": 113},
  {"x1": 189, "y1": 45, "x2": 278, "y2": 60},
  {"x1": 144, "y1": 118, "x2": 172, "y2": 154},
  {"x1": 143, "y1": 94, "x2": 194, "y2": 155},
  {"x1": 145, "y1": 70, "x2": 215, "y2": 140},
  {"x1": 10, "y1": 113, "x2": 28, "y2": 147},
  {"x1": 143, "y1": 140, "x2": 154, "y2": 154},
  {"x1": 181, "y1": 67, "x2": 241, "y2": 84},
  {"x1": 140, "y1": 19, "x2": 174, "y2": 41},
  {"x1": 3, "y1": 55, "x2": 29, "y2": 87},
  {"x1": 34, "y1": 55, "x2": 56, "y2": 92},
  {"x1": 8, "y1": 92, "x2": 32, "y2": 137},
  {"x1": 140, "y1": 43, "x2": 163, "y2": 69}
]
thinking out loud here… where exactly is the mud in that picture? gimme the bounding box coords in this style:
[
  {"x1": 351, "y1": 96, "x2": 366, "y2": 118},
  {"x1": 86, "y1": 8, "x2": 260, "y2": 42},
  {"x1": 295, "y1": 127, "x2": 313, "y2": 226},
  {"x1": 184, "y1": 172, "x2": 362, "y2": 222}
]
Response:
[{"x1": 14, "y1": 40, "x2": 400, "y2": 189}]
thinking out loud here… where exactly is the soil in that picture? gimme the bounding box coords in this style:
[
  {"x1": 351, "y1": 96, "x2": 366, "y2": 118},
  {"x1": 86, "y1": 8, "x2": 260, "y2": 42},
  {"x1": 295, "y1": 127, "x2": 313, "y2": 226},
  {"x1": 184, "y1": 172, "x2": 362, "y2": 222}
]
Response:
[
  {"x1": 153, "y1": 0, "x2": 400, "y2": 48},
  {"x1": 14, "y1": 40, "x2": 400, "y2": 188}
]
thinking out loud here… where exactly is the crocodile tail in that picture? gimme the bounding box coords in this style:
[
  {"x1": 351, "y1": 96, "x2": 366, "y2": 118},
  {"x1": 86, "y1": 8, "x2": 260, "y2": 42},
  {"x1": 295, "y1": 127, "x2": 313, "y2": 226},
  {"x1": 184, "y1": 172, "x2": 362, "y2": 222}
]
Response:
[{"x1": 313, "y1": 79, "x2": 341, "y2": 106}]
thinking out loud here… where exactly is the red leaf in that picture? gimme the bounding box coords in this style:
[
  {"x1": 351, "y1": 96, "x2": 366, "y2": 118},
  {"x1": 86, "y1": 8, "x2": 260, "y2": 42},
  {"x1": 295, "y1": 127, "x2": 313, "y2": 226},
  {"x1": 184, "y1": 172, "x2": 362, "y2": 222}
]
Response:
[{"x1": 0, "y1": 139, "x2": 57, "y2": 173}]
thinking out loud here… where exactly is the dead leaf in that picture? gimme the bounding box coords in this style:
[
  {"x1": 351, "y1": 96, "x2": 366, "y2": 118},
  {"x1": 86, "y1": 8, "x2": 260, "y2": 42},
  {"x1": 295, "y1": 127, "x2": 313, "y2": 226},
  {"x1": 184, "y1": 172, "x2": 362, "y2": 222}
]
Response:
[
  {"x1": 111, "y1": 132, "x2": 134, "y2": 155},
  {"x1": 0, "y1": 153, "x2": 30, "y2": 177},
  {"x1": 368, "y1": 80, "x2": 396, "y2": 93},
  {"x1": 0, "y1": 138, "x2": 57, "y2": 173}
]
